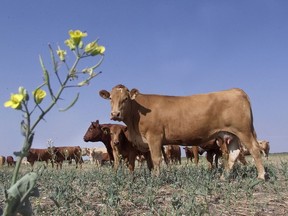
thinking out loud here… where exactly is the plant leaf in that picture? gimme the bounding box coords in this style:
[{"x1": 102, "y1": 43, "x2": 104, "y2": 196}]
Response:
[{"x1": 59, "y1": 93, "x2": 80, "y2": 112}]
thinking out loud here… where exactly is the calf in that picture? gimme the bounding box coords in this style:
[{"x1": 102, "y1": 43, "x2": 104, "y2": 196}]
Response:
[{"x1": 102, "y1": 124, "x2": 153, "y2": 172}]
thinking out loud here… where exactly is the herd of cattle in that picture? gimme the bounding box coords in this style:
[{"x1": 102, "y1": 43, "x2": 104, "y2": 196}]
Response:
[
  {"x1": 1, "y1": 84, "x2": 271, "y2": 180},
  {"x1": 0, "y1": 119, "x2": 270, "y2": 175}
]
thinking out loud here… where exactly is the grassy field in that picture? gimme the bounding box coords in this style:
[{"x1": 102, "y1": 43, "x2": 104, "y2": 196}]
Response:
[{"x1": 1, "y1": 153, "x2": 288, "y2": 215}]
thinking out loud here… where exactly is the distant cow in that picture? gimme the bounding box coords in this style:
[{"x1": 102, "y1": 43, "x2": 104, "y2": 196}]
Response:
[
  {"x1": 6, "y1": 156, "x2": 15, "y2": 166},
  {"x1": 258, "y1": 140, "x2": 270, "y2": 159},
  {"x1": 102, "y1": 124, "x2": 153, "y2": 172},
  {"x1": 27, "y1": 148, "x2": 54, "y2": 167},
  {"x1": 99, "y1": 84, "x2": 266, "y2": 179},
  {"x1": 183, "y1": 146, "x2": 199, "y2": 164},
  {"x1": 85, "y1": 147, "x2": 108, "y2": 166},
  {"x1": 0, "y1": 156, "x2": 5, "y2": 166},
  {"x1": 83, "y1": 120, "x2": 116, "y2": 164},
  {"x1": 53, "y1": 146, "x2": 83, "y2": 169},
  {"x1": 243, "y1": 140, "x2": 270, "y2": 159},
  {"x1": 165, "y1": 145, "x2": 181, "y2": 165}
]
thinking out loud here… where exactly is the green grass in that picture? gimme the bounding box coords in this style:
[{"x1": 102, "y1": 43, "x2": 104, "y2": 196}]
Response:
[{"x1": 1, "y1": 154, "x2": 288, "y2": 215}]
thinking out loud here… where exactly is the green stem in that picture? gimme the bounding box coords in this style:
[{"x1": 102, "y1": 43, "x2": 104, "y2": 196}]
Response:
[{"x1": 11, "y1": 103, "x2": 31, "y2": 185}]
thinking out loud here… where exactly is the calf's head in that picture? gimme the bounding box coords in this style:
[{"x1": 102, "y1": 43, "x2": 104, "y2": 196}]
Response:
[{"x1": 102, "y1": 125, "x2": 127, "y2": 148}]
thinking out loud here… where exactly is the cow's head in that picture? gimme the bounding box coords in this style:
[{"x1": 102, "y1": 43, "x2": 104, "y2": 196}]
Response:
[
  {"x1": 99, "y1": 84, "x2": 138, "y2": 121},
  {"x1": 102, "y1": 125, "x2": 127, "y2": 148},
  {"x1": 83, "y1": 120, "x2": 102, "y2": 142}
]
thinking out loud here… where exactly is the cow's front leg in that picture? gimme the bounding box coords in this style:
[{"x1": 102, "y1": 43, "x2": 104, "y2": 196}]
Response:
[
  {"x1": 128, "y1": 152, "x2": 137, "y2": 173},
  {"x1": 147, "y1": 139, "x2": 163, "y2": 176},
  {"x1": 112, "y1": 150, "x2": 120, "y2": 171}
]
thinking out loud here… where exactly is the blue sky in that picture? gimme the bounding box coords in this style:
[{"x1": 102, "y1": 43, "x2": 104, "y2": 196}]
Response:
[{"x1": 1, "y1": 1, "x2": 288, "y2": 157}]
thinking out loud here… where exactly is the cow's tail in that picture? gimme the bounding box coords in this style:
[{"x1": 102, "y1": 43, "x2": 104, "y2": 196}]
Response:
[{"x1": 246, "y1": 90, "x2": 258, "y2": 140}]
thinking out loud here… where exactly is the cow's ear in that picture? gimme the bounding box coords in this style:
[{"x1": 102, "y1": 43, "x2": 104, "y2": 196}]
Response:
[
  {"x1": 124, "y1": 126, "x2": 128, "y2": 132},
  {"x1": 99, "y1": 90, "x2": 110, "y2": 99},
  {"x1": 130, "y1": 88, "x2": 139, "y2": 100}
]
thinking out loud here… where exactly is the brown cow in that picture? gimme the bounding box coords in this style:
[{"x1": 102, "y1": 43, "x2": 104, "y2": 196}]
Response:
[
  {"x1": 99, "y1": 84, "x2": 266, "y2": 179},
  {"x1": 243, "y1": 140, "x2": 270, "y2": 159},
  {"x1": 27, "y1": 148, "x2": 54, "y2": 167},
  {"x1": 258, "y1": 140, "x2": 270, "y2": 159},
  {"x1": 183, "y1": 146, "x2": 199, "y2": 164},
  {"x1": 102, "y1": 124, "x2": 153, "y2": 172},
  {"x1": 53, "y1": 146, "x2": 83, "y2": 169},
  {"x1": 0, "y1": 156, "x2": 5, "y2": 166},
  {"x1": 165, "y1": 145, "x2": 181, "y2": 165},
  {"x1": 83, "y1": 120, "x2": 115, "y2": 164},
  {"x1": 6, "y1": 156, "x2": 15, "y2": 166}
]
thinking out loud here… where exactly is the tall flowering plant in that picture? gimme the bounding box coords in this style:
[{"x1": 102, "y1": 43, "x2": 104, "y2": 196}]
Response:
[{"x1": 2, "y1": 30, "x2": 105, "y2": 216}]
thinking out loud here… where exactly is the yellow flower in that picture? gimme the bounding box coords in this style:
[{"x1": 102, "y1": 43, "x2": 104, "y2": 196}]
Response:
[
  {"x1": 68, "y1": 30, "x2": 87, "y2": 46},
  {"x1": 33, "y1": 89, "x2": 46, "y2": 104},
  {"x1": 85, "y1": 41, "x2": 105, "y2": 56},
  {"x1": 65, "y1": 38, "x2": 76, "y2": 50},
  {"x1": 4, "y1": 93, "x2": 24, "y2": 110},
  {"x1": 57, "y1": 46, "x2": 67, "y2": 61}
]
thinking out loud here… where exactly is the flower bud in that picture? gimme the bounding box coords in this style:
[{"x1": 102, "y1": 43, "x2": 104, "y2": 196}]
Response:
[
  {"x1": 85, "y1": 41, "x2": 105, "y2": 56},
  {"x1": 65, "y1": 39, "x2": 76, "y2": 50},
  {"x1": 18, "y1": 86, "x2": 29, "y2": 101},
  {"x1": 33, "y1": 89, "x2": 46, "y2": 104},
  {"x1": 57, "y1": 46, "x2": 67, "y2": 62}
]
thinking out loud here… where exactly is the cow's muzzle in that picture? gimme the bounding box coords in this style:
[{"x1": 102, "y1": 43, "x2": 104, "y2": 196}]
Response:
[{"x1": 110, "y1": 111, "x2": 123, "y2": 121}]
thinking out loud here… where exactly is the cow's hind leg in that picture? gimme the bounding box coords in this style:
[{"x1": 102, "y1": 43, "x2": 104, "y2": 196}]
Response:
[
  {"x1": 238, "y1": 134, "x2": 266, "y2": 180},
  {"x1": 143, "y1": 152, "x2": 153, "y2": 171}
]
